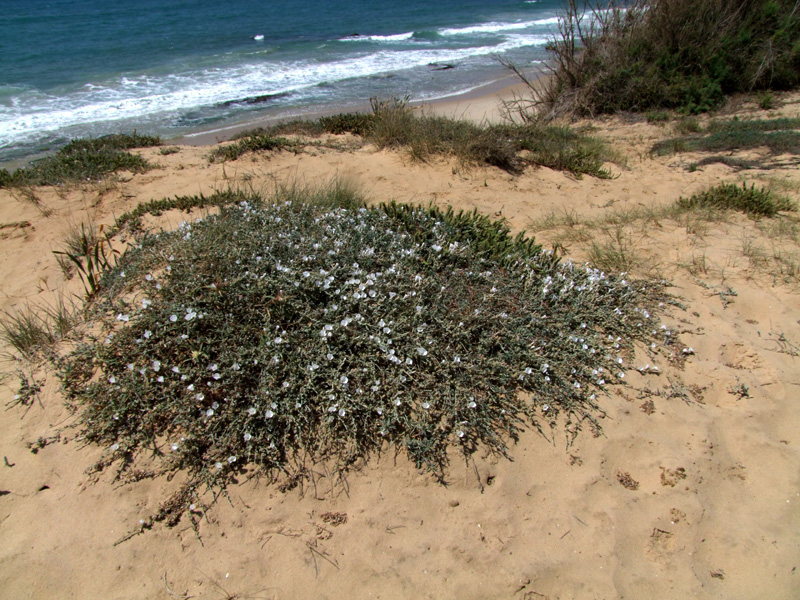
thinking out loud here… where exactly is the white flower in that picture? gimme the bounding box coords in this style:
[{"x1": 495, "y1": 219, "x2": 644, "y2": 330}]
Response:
[
  {"x1": 187, "y1": 383, "x2": 194, "y2": 391},
  {"x1": 394, "y1": 398, "x2": 401, "y2": 407},
  {"x1": 265, "y1": 409, "x2": 275, "y2": 418},
  {"x1": 214, "y1": 462, "x2": 223, "y2": 470},
  {"x1": 171, "y1": 442, "x2": 179, "y2": 451},
  {"x1": 247, "y1": 407, "x2": 257, "y2": 416},
  {"x1": 110, "y1": 443, "x2": 119, "y2": 451},
  {"x1": 468, "y1": 401, "x2": 477, "y2": 409},
  {"x1": 456, "y1": 430, "x2": 465, "y2": 438},
  {"x1": 227, "y1": 455, "x2": 237, "y2": 464},
  {"x1": 108, "y1": 376, "x2": 116, "y2": 384},
  {"x1": 169, "y1": 314, "x2": 178, "y2": 323},
  {"x1": 244, "y1": 433, "x2": 252, "y2": 442},
  {"x1": 422, "y1": 402, "x2": 430, "y2": 410},
  {"x1": 542, "y1": 404, "x2": 550, "y2": 412},
  {"x1": 416, "y1": 347, "x2": 428, "y2": 356},
  {"x1": 152, "y1": 360, "x2": 161, "y2": 372},
  {"x1": 338, "y1": 408, "x2": 346, "y2": 417},
  {"x1": 205, "y1": 409, "x2": 214, "y2": 417},
  {"x1": 157, "y1": 376, "x2": 164, "y2": 383},
  {"x1": 116, "y1": 314, "x2": 129, "y2": 322}
]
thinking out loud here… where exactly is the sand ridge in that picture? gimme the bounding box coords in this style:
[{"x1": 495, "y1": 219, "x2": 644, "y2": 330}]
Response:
[{"x1": 1, "y1": 90, "x2": 799, "y2": 599}]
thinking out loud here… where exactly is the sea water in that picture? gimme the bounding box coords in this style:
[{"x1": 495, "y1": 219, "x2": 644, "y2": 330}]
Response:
[{"x1": 0, "y1": 0, "x2": 563, "y2": 163}]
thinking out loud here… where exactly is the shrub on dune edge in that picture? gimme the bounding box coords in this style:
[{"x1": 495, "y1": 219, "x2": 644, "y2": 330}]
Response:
[{"x1": 55, "y1": 192, "x2": 683, "y2": 532}]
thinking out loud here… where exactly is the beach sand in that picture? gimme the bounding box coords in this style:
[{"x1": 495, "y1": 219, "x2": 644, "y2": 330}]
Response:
[{"x1": 1, "y1": 86, "x2": 799, "y2": 599}]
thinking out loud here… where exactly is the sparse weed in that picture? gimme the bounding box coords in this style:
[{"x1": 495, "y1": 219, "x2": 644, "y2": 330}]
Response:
[
  {"x1": 1, "y1": 296, "x2": 78, "y2": 360},
  {"x1": 52, "y1": 223, "x2": 119, "y2": 298}
]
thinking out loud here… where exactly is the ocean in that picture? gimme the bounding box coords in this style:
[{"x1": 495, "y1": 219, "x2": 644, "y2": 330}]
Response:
[{"x1": 0, "y1": 0, "x2": 563, "y2": 164}]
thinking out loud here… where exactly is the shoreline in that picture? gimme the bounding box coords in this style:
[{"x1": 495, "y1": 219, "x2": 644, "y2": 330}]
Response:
[{"x1": 0, "y1": 71, "x2": 537, "y2": 170}]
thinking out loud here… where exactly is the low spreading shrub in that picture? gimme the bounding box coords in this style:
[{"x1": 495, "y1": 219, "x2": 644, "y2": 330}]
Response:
[
  {"x1": 54, "y1": 188, "x2": 681, "y2": 529},
  {"x1": 677, "y1": 182, "x2": 796, "y2": 217},
  {"x1": 0, "y1": 133, "x2": 160, "y2": 188}
]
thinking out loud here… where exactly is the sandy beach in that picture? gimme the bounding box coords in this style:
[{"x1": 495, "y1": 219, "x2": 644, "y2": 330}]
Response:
[{"x1": 1, "y1": 84, "x2": 799, "y2": 599}]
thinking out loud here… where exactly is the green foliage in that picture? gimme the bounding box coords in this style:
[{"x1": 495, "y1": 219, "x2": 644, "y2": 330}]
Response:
[
  {"x1": 52, "y1": 224, "x2": 119, "y2": 298},
  {"x1": 1, "y1": 297, "x2": 78, "y2": 360},
  {"x1": 113, "y1": 189, "x2": 254, "y2": 233},
  {"x1": 529, "y1": 0, "x2": 800, "y2": 117},
  {"x1": 210, "y1": 98, "x2": 613, "y2": 178},
  {"x1": 757, "y1": 90, "x2": 777, "y2": 110},
  {"x1": 60, "y1": 133, "x2": 162, "y2": 153},
  {"x1": 0, "y1": 133, "x2": 159, "y2": 188},
  {"x1": 56, "y1": 189, "x2": 680, "y2": 528},
  {"x1": 652, "y1": 116, "x2": 800, "y2": 157},
  {"x1": 208, "y1": 134, "x2": 295, "y2": 162},
  {"x1": 365, "y1": 98, "x2": 612, "y2": 177},
  {"x1": 677, "y1": 182, "x2": 796, "y2": 218},
  {"x1": 318, "y1": 112, "x2": 375, "y2": 136}
]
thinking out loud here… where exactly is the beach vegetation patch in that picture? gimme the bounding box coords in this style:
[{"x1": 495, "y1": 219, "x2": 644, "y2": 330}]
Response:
[
  {"x1": 677, "y1": 182, "x2": 796, "y2": 218},
  {"x1": 652, "y1": 117, "x2": 800, "y2": 159},
  {"x1": 217, "y1": 98, "x2": 614, "y2": 178},
  {"x1": 208, "y1": 133, "x2": 296, "y2": 163},
  {"x1": 0, "y1": 133, "x2": 160, "y2": 188},
  {"x1": 46, "y1": 183, "x2": 681, "y2": 534},
  {"x1": 1, "y1": 296, "x2": 78, "y2": 361},
  {"x1": 509, "y1": 0, "x2": 800, "y2": 118}
]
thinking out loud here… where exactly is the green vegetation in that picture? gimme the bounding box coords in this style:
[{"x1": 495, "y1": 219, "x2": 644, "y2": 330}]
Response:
[
  {"x1": 208, "y1": 133, "x2": 295, "y2": 162},
  {"x1": 216, "y1": 98, "x2": 614, "y2": 178},
  {"x1": 1, "y1": 297, "x2": 78, "y2": 361},
  {"x1": 0, "y1": 133, "x2": 160, "y2": 188},
  {"x1": 517, "y1": 0, "x2": 800, "y2": 117},
  {"x1": 31, "y1": 182, "x2": 681, "y2": 532},
  {"x1": 652, "y1": 117, "x2": 800, "y2": 163},
  {"x1": 677, "y1": 182, "x2": 796, "y2": 218},
  {"x1": 52, "y1": 224, "x2": 119, "y2": 298}
]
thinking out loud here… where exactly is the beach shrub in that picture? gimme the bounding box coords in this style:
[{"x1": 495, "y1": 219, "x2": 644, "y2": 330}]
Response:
[
  {"x1": 208, "y1": 133, "x2": 295, "y2": 162},
  {"x1": 0, "y1": 133, "x2": 159, "y2": 188},
  {"x1": 55, "y1": 186, "x2": 681, "y2": 530},
  {"x1": 521, "y1": 0, "x2": 800, "y2": 118},
  {"x1": 652, "y1": 116, "x2": 800, "y2": 158},
  {"x1": 366, "y1": 98, "x2": 612, "y2": 177},
  {"x1": 677, "y1": 182, "x2": 796, "y2": 217},
  {"x1": 210, "y1": 98, "x2": 614, "y2": 177},
  {"x1": 318, "y1": 112, "x2": 375, "y2": 136}
]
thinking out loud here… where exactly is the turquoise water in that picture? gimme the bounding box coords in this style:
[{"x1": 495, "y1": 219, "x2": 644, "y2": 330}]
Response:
[{"x1": 0, "y1": 0, "x2": 562, "y2": 162}]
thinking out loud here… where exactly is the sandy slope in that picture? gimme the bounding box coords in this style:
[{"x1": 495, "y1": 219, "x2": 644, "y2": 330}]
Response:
[{"x1": 1, "y1": 91, "x2": 799, "y2": 600}]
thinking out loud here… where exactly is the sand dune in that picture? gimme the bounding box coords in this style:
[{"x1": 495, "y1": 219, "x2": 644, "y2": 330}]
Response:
[{"x1": 1, "y1": 90, "x2": 799, "y2": 599}]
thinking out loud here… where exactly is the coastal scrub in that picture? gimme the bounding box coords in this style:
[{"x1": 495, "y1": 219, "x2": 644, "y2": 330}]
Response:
[{"x1": 56, "y1": 192, "x2": 682, "y2": 529}]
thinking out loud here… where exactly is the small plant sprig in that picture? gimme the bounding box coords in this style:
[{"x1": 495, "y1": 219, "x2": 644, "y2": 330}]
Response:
[{"x1": 53, "y1": 224, "x2": 119, "y2": 298}]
